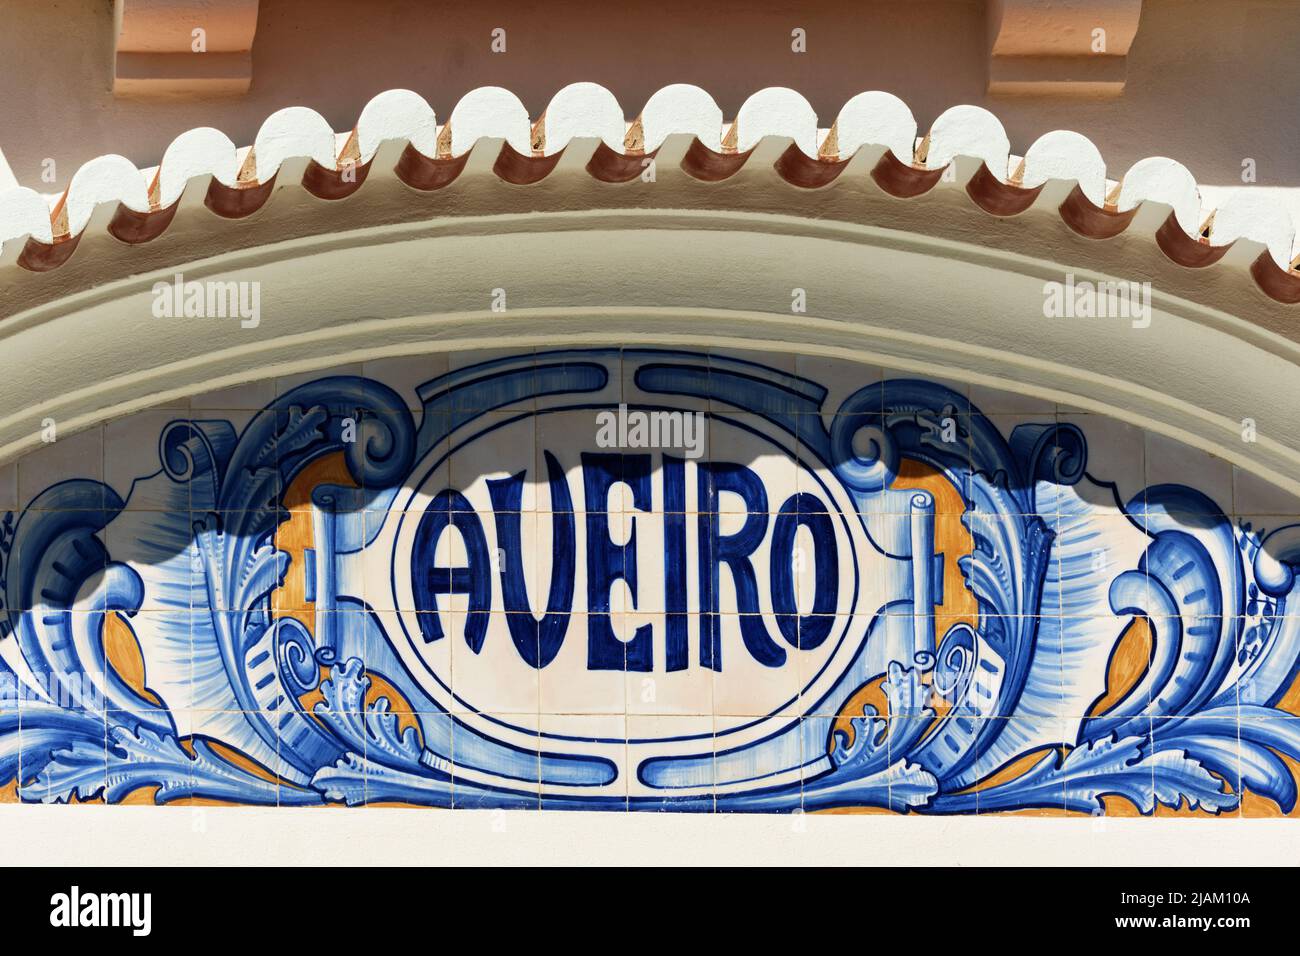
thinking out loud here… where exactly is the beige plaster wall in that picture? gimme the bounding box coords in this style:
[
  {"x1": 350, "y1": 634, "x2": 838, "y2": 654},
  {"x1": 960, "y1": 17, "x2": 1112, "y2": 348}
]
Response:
[{"x1": 0, "y1": 0, "x2": 1296, "y2": 197}]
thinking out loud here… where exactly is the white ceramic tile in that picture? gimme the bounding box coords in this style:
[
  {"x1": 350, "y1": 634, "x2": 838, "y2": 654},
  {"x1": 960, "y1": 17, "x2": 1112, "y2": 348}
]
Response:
[
  {"x1": 970, "y1": 381, "x2": 1056, "y2": 416},
  {"x1": 540, "y1": 614, "x2": 626, "y2": 717},
  {"x1": 18, "y1": 424, "x2": 104, "y2": 510},
  {"x1": 1234, "y1": 466, "x2": 1300, "y2": 517},
  {"x1": 0, "y1": 346, "x2": 1287, "y2": 817},
  {"x1": 450, "y1": 611, "x2": 539, "y2": 716},
  {"x1": 105, "y1": 410, "x2": 184, "y2": 506},
  {"x1": 363, "y1": 352, "x2": 451, "y2": 410},
  {"x1": 189, "y1": 378, "x2": 277, "y2": 411},
  {"x1": 1145, "y1": 431, "x2": 1233, "y2": 515},
  {"x1": 0, "y1": 460, "x2": 16, "y2": 513},
  {"x1": 275, "y1": 363, "x2": 364, "y2": 399}
]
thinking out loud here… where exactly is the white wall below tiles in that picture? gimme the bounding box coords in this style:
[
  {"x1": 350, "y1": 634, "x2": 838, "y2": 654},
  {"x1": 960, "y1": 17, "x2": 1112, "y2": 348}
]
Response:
[{"x1": 1, "y1": 805, "x2": 1294, "y2": 866}]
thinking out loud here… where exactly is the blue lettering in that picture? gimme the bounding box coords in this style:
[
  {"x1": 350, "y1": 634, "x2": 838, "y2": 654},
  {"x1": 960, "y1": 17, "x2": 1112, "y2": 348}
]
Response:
[
  {"x1": 411, "y1": 489, "x2": 490, "y2": 652},
  {"x1": 411, "y1": 452, "x2": 844, "y2": 672},
  {"x1": 487, "y1": 450, "x2": 576, "y2": 668},
  {"x1": 770, "y1": 493, "x2": 838, "y2": 650},
  {"x1": 663, "y1": 454, "x2": 689, "y2": 671},
  {"x1": 582, "y1": 452, "x2": 654, "y2": 671},
  {"x1": 698, "y1": 462, "x2": 786, "y2": 670}
]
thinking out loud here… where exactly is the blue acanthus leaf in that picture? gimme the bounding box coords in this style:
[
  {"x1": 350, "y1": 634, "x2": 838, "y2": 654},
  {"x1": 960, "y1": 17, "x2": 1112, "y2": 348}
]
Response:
[
  {"x1": 886, "y1": 760, "x2": 944, "y2": 810},
  {"x1": 950, "y1": 734, "x2": 1238, "y2": 815},
  {"x1": 20, "y1": 736, "x2": 107, "y2": 804},
  {"x1": 829, "y1": 704, "x2": 887, "y2": 771},
  {"x1": 310, "y1": 752, "x2": 370, "y2": 805},
  {"x1": 881, "y1": 661, "x2": 938, "y2": 755},
  {"x1": 1145, "y1": 745, "x2": 1239, "y2": 814},
  {"x1": 883, "y1": 660, "x2": 929, "y2": 717},
  {"x1": 233, "y1": 540, "x2": 290, "y2": 614},
  {"x1": 797, "y1": 698, "x2": 939, "y2": 812},
  {"x1": 275, "y1": 405, "x2": 331, "y2": 461},
  {"x1": 218, "y1": 465, "x2": 281, "y2": 517},
  {"x1": 802, "y1": 754, "x2": 938, "y2": 812},
  {"x1": 312, "y1": 751, "x2": 455, "y2": 807},
  {"x1": 25, "y1": 725, "x2": 321, "y2": 805},
  {"x1": 313, "y1": 658, "x2": 424, "y2": 772}
]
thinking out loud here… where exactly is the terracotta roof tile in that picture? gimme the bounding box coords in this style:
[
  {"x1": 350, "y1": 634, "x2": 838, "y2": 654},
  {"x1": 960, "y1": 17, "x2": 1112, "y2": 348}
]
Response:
[{"x1": 1, "y1": 84, "x2": 1297, "y2": 301}]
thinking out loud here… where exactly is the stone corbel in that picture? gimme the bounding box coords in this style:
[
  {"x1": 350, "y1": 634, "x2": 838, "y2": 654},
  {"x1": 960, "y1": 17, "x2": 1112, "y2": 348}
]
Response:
[
  {"x1": 987, "y1": 0, "x2": 1144, "y2": 95},
  {"x1": 114, "y1": 0, "x2": 260, "y2": 95}
]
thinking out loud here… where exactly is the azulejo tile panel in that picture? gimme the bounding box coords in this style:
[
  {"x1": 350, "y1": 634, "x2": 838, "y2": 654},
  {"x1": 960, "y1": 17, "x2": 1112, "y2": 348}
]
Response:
[{"x1": 2, "y1": 347, "x2": 1298, "y2": 814}]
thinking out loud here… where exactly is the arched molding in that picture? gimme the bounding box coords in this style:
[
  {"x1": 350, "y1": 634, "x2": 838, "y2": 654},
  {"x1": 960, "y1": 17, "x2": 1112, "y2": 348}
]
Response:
[{"x1": 2, "y1": 196, "x2": 1298, "y2": 496}]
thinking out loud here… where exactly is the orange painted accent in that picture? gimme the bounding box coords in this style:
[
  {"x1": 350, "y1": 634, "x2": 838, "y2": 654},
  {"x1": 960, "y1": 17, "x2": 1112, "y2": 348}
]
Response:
[
  {"x1": 890, "y1": 459, "x2": 980, "y2": 641},
  {"x1": 103, "y1": 612, "x2": 164, "y2": 707},
  {"x1": 1099, "y1": 794, "x2": 1145, "y2": 817},
  {"x1": 940, "y1": 745, "x2": 1063, "y2": 816},
  {"x1": 203, "y1": 738, "x2": 282, "y2": 785},
  {"x1": 972, "y1": 746, "x2": 1061, "y2": 791},
  {"x1": 814, "y1": 805, "x2": 898, "y2": 815},
  {"x1": 273, "y1": 452, "x2": 359, "y2": 629},
  {"x1": 1086, "y1": 617, "x2": 1152, "y2": 718},
  {"x1": 829, "y1": 460, "x2": 979, "y2": 760},
  {"x1": 298, "y1": 666, "x2": 423, "y2": 741},
  {"x1": 830, "y1": 674, "x2": 889, "y2": 747},
  {"x1": 1272, "y1": 666, "x2": 1300, "y2": 717},
  {"x1": 119, "y1": 785, "x2": 162, "y2": 806},
  {"x1": 0, "y1": 780, "x2": 18, "y2": 803},
  {"x1": 1241, "y1": 752, "x2": 1300, "y2": 818}
]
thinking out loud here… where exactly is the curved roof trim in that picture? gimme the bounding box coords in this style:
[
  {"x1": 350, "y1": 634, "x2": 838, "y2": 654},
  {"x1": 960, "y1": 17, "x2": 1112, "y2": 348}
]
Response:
[{"x1": 2, "y1": 83, "x2": 1298, "y2": 303}]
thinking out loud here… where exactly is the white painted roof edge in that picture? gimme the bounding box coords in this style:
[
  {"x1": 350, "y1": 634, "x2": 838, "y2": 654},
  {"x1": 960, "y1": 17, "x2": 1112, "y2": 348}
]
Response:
[{"x1": 0, "y1": 84, "x2": 1295, "y2": 274}]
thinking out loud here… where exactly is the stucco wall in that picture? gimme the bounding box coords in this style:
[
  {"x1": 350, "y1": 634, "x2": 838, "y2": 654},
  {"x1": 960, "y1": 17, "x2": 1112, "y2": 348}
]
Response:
[{"x1": 1, "y1": 0, "x2": 1297, "y2": 200}]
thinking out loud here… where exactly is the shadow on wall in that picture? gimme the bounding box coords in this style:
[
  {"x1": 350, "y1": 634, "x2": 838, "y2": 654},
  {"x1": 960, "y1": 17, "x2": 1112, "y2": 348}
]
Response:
[{"x1": 10, "y1": 347, "x2": 1288, "y2": 585}]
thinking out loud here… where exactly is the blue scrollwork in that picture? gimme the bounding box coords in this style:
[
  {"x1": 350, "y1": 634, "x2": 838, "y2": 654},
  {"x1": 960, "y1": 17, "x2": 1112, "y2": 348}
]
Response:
[{"x1": 0, "y1": 352, "x2": 1298, "y2": 814}]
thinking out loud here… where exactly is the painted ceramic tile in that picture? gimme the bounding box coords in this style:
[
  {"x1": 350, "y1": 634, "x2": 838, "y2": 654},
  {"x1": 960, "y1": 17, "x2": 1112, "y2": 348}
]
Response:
[{"x1": 1, "y1": 347, "x2": 1298, "y2": 815}]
